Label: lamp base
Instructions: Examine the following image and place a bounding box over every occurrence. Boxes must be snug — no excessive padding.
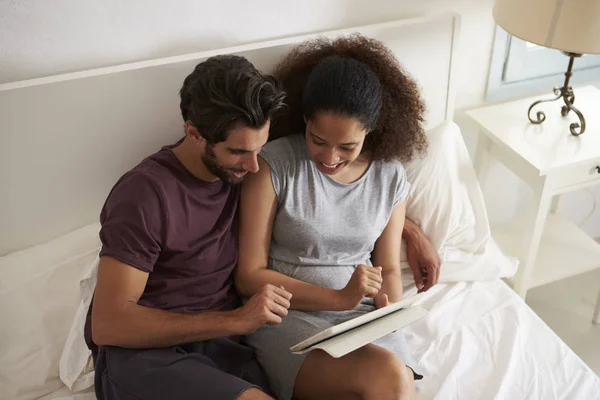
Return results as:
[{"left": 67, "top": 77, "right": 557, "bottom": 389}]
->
[{"left": 527, "top": 53, "right": 586, "bottom": 136}]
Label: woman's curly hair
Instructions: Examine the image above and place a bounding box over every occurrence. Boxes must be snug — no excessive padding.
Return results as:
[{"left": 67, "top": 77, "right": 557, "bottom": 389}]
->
[{"left": 270, "top": 34, "right": 427, "bottom": 162}]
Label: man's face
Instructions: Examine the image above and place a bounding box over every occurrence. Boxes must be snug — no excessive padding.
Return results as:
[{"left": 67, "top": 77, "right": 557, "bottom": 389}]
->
[{"left": 202, "top": 121, "right": 270, "bottom": 184}]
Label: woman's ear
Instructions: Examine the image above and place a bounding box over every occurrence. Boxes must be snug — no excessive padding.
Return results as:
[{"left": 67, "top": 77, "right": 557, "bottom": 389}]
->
[{"left": 303, "top": 115, "right": 308, "bottom": 124}]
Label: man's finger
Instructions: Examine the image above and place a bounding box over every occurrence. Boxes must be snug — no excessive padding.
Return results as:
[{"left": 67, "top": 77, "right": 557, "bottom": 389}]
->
[
  {"left": 412, "top": 263, "right": 424, "bottom": 292},
  {"left": 270, "top": 285, "right": 293, "bottom": 300},
  {"left": 266, "top": 313, "right": 283, "bottom": 326},
  {"left": 423, "top": 265, "right": 435, "bottom": 292},
  {"left": 432, "top": 263, "right": 440, "bottom": 287},
  {"left": 271, "top": 293, "right": 291, "bottom": 310},
  {"left": 408, "top": 253, "right": 424, "bottom": 289},
  {"left": 269, "top": 300, "right": 289, "bottom": 318}
]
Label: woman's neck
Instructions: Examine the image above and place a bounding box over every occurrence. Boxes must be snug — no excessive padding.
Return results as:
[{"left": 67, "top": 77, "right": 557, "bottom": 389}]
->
[{"left": 329, "top": 154, "right": 372, "bottom": 184}]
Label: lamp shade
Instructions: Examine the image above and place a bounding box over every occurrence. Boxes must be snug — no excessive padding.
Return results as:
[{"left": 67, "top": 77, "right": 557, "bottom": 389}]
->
[{"left": 493, "top": 0, "right": 600, "bottom": 54}]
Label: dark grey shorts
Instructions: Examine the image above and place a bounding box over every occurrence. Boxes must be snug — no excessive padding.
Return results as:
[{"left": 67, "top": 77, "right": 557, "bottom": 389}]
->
[{"left": 95, "top": 338, "right": 272, "bottom": 400}]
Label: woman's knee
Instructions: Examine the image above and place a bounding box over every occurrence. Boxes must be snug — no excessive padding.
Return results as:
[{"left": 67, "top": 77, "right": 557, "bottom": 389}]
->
[{"left": 355, "top": 346, "right": 415, "bottom": 400}]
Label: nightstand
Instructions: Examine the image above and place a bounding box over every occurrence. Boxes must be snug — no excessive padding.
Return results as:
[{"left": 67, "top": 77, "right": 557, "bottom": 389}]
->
[{"left": 466, "top": 85, "right": 600, "bottom": 306}]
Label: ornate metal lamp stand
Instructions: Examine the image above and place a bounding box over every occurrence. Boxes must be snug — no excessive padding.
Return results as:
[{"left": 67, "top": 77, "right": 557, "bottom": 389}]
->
[{"left": 527, "top": 52, "right": 586, "bottom": 136}]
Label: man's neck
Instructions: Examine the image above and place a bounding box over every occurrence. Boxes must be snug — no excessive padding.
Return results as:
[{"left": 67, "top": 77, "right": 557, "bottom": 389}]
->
[{"left": 171, "top": 138, "right": 220, "bottom": 182}]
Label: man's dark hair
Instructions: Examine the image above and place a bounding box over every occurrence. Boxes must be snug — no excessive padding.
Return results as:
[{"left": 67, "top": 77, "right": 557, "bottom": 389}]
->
[{"left": 179, "top": 55, "right": 287, "bottom": 144}]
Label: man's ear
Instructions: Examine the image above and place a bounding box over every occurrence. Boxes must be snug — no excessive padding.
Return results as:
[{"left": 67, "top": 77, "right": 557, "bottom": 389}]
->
[{"left": 185, "top": 121, "right": 203, "bottom": 142}]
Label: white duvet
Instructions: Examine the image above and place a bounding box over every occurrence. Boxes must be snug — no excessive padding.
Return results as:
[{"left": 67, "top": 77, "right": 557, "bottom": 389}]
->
[{"left": 406, "top": 280, "right": 600, "bottom": 400}]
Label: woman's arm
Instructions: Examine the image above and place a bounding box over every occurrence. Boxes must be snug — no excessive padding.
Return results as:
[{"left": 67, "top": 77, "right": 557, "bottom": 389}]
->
[
  {"left": 371, "top": 202, "right": 407, "bottom": 307},
  {"left": 235, "top": 157, "right": 349, "bottom": 311}
]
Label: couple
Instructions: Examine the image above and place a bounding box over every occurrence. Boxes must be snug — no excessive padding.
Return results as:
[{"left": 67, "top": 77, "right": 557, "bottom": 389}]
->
[{"left": 86, "top": 35, "right": 441, "bottom": 400}]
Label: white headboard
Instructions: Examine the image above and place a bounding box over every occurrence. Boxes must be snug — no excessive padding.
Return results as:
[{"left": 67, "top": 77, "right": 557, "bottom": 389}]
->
[{"left": 0, "top": 13, "right": 460, "bottom": 255}]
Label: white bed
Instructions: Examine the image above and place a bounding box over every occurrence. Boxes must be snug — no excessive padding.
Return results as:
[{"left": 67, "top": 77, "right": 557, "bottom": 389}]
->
[
  {"left": 33, "top": 280, "right": 600, "bottom": 400},
  {"left": 1, "top": 12, "right": 599, "bottom": 400}
]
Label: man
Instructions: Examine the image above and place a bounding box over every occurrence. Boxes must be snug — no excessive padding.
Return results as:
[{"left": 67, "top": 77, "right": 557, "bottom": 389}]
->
[{"left": 86, "top": 55, "right": 289, "bottom": 400}]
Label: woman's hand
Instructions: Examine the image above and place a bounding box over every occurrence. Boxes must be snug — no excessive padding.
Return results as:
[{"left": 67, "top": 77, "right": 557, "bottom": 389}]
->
[
  {"left": 374, "top": 293, "right": 389, "bottom": 309},
  {"left": 336, "top": 265, "right": 382, "bottom": 310}
]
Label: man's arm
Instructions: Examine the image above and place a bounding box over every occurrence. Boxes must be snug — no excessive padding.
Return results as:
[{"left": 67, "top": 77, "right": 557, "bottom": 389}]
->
[
  {"left": 402, "top": 217, "right": 442, "bottom": 292},
  {"left": 402, "top": 217, "right": 422, "bottom": 244},
  {"left": 92, "top": 256, "right": 291, "bottom": 349}
]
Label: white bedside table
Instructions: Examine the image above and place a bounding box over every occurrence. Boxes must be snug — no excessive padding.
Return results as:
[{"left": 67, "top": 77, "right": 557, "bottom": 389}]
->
[{"left": 466, "top": 85, "right": 600, "bottom": 304}]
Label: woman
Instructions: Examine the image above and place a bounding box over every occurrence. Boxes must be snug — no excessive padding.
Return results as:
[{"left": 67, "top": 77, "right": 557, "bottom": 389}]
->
[{"left": 235, "top": 35, "right": 429, "bottom": 400}]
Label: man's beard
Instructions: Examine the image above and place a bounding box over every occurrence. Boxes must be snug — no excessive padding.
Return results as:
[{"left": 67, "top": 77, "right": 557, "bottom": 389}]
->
[{"left": 201, "top": 144, "right": 246, "bottom": 185}]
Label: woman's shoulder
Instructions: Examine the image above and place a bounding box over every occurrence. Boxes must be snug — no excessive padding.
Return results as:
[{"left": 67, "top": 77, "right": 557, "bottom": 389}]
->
[
  {"left": 370, "top": 158, "right": 407, "bottom": 179},
  {"left": 261, "top": 134, "right": 306, "bottom": 162},
  {"left": 369, "top": 159, "right": 411, "bottom": 205},
  {"left": 263, "top": 134, "right": 304, "bottom": 151}
]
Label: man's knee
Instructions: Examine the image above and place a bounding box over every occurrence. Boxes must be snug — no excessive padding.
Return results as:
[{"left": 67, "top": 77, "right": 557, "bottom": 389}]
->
[
  {"left": 355, "top": 347, "right": 415, "bottom": 400},
  {"left": 237, "top": 387, "right": 273, "bottom": 400}
]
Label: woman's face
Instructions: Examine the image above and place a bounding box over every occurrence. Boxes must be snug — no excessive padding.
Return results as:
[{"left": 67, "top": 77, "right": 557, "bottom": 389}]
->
[{"left": 304, "top": 112, "right": 368, "bottom": 176}]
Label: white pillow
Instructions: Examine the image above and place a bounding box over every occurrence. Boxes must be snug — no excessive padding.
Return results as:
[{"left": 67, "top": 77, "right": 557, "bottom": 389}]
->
[
  {"left": 401, "top": 120, "right": 517, "bottom": 282},
  {"left": 0, "top": 223, "right": 100, "bottom": 400},
  {"left": 59, "top": 255, "right": 99, "bottom": 392}
]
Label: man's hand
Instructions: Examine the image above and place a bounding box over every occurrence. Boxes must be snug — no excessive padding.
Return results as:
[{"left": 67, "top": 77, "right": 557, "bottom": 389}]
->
[
  {"left": 232, "top": 284, "right": 292, "bottom": 334},
  {"left": 406, "top": 233, "right": 442, "bottom": 293},
  {"left": 337, "top": 265, "right": 382, "bottom": 310}
]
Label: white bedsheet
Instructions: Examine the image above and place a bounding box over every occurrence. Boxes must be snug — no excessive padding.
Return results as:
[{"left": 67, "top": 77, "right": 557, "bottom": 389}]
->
[
  {"left": 406, "top": 280, "right": 600, "bottom": 400},
  {"left": 48, "top": 279, "right": 600, "bottom": 400}
]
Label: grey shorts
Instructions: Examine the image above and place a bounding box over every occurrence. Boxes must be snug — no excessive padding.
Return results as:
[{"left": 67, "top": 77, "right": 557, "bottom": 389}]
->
[{"left": 95, "top": 338, "right": 272, "bottom": 400}]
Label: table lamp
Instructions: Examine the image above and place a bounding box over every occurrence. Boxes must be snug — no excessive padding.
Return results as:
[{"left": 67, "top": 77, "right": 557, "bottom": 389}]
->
[{"left": 493, "top": 0, "right": 600, "bottom": 135}]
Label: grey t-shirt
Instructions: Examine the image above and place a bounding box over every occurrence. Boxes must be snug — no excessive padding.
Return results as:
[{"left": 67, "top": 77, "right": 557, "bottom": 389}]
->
[{"left": 260, "top": 134, "right": 410, "bottom": 273}]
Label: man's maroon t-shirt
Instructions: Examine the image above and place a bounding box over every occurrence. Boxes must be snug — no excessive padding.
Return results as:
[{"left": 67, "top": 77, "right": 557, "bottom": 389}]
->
[{"left": 84, "top": 143, "right": 241, "bottom": 353}]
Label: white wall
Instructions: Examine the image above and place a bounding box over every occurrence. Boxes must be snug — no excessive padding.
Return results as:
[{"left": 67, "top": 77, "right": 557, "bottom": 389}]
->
[
  {"left": 0, "top": 0, "right": 494, "bottom": 102},
  {"left": 2, "top": 0, "right": 599, "bottom": 238}
]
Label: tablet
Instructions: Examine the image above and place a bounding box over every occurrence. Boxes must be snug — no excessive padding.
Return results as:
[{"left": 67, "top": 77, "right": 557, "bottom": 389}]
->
[{"left": 290, "top": 294, "right": 425, "bottom": 353}]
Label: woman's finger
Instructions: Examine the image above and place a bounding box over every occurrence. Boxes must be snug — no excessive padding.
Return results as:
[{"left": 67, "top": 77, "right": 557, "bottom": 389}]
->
[
  {"left": 375, "top": 294, "right": 389, "bottom": 309},
  {"left": 366, "top": 269, "right": 383, "bottom": 283}
]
